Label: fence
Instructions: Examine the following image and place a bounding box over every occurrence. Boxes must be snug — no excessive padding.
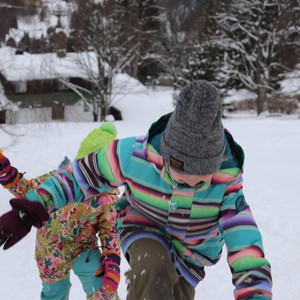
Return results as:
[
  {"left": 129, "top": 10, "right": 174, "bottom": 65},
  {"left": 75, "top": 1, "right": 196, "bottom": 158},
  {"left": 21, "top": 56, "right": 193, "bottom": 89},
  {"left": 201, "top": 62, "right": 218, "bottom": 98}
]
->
[{"left": 1, "top": 104, "right": 94, "bottom": 124}]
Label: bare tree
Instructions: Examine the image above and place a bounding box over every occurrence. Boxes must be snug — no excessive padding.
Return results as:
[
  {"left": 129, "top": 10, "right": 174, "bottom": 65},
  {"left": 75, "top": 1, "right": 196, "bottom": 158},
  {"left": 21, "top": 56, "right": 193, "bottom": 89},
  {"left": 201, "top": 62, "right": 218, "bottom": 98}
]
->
[{"left": 69, "top": 0, "right": 138, "bottom": 121}]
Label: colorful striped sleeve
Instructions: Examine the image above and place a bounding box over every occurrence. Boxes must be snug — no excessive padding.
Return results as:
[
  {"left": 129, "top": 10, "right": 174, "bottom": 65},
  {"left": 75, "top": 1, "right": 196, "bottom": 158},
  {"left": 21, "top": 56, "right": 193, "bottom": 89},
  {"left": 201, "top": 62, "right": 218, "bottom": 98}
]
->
[
  {"left": 25, "top": 169, "right": 86, "bottom": 212},
  {"left": 218, "top": 183, "right": 272, "bottom": 299},
  {"left": 71, "top": 140, "right": 127, "bottom": 196},
  {"left": 8, "top": 171, "right": 57, "bottom": 198},
  {"left": 25, "top": 140, "right": 125, "bottom": 212}
]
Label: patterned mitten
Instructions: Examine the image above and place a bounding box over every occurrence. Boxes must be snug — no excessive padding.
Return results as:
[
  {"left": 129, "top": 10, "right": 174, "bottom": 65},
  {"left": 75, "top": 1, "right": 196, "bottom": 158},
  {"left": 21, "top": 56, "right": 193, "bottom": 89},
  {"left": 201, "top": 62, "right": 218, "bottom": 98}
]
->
[
  {"left": 95, "top": 250, "right": 121, "bottom": 293},
  {"left": 0, "top": 151, "right": 21, "bottom": 188}
]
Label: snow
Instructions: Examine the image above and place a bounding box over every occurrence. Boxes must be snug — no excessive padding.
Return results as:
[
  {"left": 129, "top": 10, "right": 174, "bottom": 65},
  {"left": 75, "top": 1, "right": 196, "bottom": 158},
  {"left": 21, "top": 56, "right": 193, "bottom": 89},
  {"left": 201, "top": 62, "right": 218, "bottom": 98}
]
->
[
  {"left": 1, "top": 43, "right": 300, "bottom": 102},
  {"left": 16, "top": 15, "right": 49, "bottom": 40},
  {"left": 5, "top": 1, "right": 77, "bottom": 42},
  {"left": 0, "top": 83, "right": 299, "bottom": 299},
  {"left": 0, "top": 47, "right": 142, "bottom": 85},
  {"left": 0, "top": 47, "right": 100, "bottom": 81},
  {"left": 0, "top": 82, "right": 9, "bottom": 107},
  {"left": 223, "top": 88, "right": 256, "bottom": 104},
  {"left": 280, "top": 64, "right": 300, "bottom": 95},
  {"left": 0, "top": 81, "right": 17, "bottom": 110}
]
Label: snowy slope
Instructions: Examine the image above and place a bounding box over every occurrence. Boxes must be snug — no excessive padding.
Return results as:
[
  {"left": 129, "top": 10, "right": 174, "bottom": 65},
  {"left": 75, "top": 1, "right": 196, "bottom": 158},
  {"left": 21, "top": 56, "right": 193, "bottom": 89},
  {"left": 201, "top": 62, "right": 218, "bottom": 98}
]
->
[{"left": 0, "top": 86, "right": 300, "bottom": 299}]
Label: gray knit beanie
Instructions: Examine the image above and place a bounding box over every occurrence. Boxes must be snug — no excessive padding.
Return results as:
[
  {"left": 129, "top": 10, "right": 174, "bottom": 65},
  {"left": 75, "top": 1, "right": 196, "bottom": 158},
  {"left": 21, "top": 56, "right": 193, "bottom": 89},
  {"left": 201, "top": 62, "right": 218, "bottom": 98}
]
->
[{"left": 160, "top": 80, "right": 225, "bottom": 175}]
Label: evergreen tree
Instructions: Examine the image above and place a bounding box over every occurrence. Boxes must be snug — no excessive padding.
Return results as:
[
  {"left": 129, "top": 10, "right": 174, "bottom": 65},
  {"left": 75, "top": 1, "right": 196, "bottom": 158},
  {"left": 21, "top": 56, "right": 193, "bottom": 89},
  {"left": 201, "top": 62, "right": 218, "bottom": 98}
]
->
[{"left": 183, "top": 1, "right": 234, "bottom": 97}]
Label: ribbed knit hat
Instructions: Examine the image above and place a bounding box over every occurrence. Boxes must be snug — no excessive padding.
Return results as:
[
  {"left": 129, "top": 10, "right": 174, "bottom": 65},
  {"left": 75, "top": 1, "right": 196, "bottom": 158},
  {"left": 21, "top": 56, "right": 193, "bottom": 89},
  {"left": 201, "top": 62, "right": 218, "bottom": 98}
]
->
[{"left": 160, "top": 80, "right": 225, "bottom": 175}]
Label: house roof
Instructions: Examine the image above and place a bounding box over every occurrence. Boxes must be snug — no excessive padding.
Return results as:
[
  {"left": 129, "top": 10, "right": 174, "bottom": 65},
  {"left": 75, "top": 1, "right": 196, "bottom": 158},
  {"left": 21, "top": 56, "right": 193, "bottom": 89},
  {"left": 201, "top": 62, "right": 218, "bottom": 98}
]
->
[{"left": 0, "top": 46, "right": 100, "bottom": 81}]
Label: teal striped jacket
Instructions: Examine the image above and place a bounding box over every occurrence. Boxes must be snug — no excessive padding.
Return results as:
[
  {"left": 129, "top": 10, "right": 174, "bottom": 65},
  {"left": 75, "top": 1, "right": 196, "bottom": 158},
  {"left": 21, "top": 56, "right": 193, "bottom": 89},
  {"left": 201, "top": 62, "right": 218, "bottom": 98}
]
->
[{"left": 26, "top": 115, "right": 272, "bottom": 299}]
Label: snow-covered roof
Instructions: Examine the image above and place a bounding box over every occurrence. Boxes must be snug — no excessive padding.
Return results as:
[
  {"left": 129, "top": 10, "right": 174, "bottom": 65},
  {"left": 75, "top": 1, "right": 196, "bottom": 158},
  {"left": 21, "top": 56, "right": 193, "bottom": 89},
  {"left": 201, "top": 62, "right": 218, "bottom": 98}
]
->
[
  {"left": 0, "top": 46, "right": 101, "bottom": 81},
  {"left": 5, "top": 0, "right": 77, "bottom": 42},
  {"left": 0, "top": 46, "right": 148, "bottom": 96}
]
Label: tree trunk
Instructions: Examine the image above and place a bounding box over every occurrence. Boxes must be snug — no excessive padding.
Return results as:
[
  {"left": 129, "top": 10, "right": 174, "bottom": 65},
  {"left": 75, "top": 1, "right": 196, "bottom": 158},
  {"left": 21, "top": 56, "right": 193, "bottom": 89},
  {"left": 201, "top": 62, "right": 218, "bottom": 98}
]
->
[
  {"left": 256, "top": 86, "right": 267, "bottom": 115},
  {"left": 100, "top": 106, "right": 106, "bottom": 121},
  {"left": 93, "top": 111, "right": 97, "bottom": 122},
  {"left": 255, "top": 43, "right": 266, "bottom": 115},
  {"left": 127, "top": 54, "right": 140, "bottom": 79}
]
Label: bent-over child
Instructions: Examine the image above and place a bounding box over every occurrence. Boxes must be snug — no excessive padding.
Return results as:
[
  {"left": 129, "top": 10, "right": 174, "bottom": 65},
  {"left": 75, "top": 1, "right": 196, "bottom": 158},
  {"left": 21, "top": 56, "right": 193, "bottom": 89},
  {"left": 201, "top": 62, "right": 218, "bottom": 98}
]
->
[{"left": 0, "top": 123, "right": 121, "bottom": 300}]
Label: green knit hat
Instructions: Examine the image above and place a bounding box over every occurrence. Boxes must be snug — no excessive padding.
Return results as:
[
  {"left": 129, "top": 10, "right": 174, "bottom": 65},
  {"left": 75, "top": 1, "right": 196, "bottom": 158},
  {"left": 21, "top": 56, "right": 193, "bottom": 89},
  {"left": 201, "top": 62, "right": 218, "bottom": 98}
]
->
[{"left": 75, "top": 122, "right": 117, "bottom": 159}]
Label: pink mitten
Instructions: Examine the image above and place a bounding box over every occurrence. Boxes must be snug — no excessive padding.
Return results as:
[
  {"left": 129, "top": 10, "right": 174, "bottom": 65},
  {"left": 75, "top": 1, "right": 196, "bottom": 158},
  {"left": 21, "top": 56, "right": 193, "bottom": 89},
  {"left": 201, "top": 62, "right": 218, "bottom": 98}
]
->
[
  {"left": 0, "top": 151, "right": 21, "bottom": 188},
  {"left": 95, "top": 250, "right": 121, "bottom": 293}
]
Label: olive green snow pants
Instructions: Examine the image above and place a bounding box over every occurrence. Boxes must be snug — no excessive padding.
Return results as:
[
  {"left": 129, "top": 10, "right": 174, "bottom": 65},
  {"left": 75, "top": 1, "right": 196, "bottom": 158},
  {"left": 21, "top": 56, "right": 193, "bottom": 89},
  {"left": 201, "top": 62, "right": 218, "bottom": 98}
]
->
[{"left": 125, "top": 238, "right": 195, "bottom": 300}]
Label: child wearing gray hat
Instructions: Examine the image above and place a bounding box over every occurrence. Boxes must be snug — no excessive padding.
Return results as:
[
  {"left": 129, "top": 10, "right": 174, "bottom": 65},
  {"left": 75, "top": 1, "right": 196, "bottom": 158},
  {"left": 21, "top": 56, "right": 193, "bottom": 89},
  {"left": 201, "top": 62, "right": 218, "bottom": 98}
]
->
[
  {"left": 0, "top": 80, "right": 272, "bottom": 300},
  {"left": 161, "top": 80, "right": 225, "bottom": 175}
]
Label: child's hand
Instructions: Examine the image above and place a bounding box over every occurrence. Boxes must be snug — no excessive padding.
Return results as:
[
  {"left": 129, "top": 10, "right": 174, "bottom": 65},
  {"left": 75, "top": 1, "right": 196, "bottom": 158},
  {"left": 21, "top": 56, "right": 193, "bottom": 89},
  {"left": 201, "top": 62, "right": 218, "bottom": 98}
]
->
[
  {"left": 0, "top": 151, "right": 21, "bottom": 188},
  {"left": 95, "top": 250, "right": 121, "bottom": 293},
  {"left": 0, "top": 198, "right": 49, "bottom": 249}
]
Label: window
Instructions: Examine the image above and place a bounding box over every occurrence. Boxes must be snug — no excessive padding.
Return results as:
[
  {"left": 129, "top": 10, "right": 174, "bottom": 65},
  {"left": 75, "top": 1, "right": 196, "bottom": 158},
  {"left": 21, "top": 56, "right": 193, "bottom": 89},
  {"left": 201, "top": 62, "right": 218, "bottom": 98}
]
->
[{"left": 14, "top": 81, "right": 27, "bottom": 93}]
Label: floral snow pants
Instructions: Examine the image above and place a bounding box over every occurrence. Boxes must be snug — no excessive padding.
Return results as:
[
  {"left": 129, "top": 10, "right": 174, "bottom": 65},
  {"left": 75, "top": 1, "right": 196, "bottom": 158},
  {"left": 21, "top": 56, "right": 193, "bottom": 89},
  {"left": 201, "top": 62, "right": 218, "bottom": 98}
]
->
[{"left": 35, "top": 203, "right": 120, "bottom": 300}]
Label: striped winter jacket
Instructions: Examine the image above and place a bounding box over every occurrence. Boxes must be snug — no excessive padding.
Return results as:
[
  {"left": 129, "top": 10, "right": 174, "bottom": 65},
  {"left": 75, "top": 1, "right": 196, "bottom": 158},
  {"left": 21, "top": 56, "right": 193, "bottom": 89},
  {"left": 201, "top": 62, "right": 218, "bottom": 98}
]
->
[{"left": 26, "top": 115, "right": 272, "bottom": 299}]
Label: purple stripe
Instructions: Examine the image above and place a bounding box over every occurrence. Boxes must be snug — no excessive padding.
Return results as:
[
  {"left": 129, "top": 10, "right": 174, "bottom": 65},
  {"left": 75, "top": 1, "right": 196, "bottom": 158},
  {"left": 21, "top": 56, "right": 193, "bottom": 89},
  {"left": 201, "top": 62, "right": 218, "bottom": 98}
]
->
[
  {"left": 131, "top": 201, "right": 167, "bottom": 227},
  {"left": 133, "top": 149, "right": 147, "bottom": 160},
  {"left": 78, "top": 159, "right": 97, "bottom": 187},
  {"left": 222, "top": 216, "right": 257, "bottom": 230},
  {"left": 59, "top": 173, "right": 75, "bottom": 202},
  {"left": 88, "top": 154, "right": 102, "bottom": 184},
  {"left": 1, "top": 160, "right": 10, "bottom": 169},
  {"left": 136, "top": 136, "right": 146, "bottom": 143},
  {"left": 89, "top": 153, "right": 105, "bottom": 183},
  {"left": 192, "top": 202, "right": 221, "bottom": 208},
  {"left": 169, "top": 211, "right": 190, "bottom": 219}
]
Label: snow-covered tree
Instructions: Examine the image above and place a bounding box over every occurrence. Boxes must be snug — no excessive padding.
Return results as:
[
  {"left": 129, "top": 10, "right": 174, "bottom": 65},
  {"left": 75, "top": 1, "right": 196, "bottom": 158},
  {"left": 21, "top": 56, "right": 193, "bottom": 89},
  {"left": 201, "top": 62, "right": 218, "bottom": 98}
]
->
[
  {"left": 157, "top": 0, "right": 201, "bottom": 92},
  {"left": 281, "top": 0, "right": 300, "bottom": 66},
  {"left": 115, "top": 0, "right": 162, "bottom": 84},
  {"left": 182, "top": 1, "right": 233, "bottom": 97},
  {"left": 209, "top": 0, "right": 296, "bottom": 114},
  {"left": 69, "top": 0, "right": 138, "bottom": 121}
]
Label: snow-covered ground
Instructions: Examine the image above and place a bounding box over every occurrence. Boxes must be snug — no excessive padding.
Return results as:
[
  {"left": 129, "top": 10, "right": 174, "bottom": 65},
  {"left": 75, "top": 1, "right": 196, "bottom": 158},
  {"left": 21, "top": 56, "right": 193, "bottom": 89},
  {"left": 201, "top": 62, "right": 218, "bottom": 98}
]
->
[{"left": 0, "top": 85, "right": 300, "bottom": 299}]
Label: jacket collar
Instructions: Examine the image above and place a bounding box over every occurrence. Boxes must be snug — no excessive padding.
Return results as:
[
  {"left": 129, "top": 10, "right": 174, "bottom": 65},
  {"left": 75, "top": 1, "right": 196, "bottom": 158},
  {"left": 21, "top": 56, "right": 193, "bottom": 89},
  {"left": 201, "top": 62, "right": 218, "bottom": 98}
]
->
[{"left": 143, "top": 113, "right": 171, "bottom": 172}]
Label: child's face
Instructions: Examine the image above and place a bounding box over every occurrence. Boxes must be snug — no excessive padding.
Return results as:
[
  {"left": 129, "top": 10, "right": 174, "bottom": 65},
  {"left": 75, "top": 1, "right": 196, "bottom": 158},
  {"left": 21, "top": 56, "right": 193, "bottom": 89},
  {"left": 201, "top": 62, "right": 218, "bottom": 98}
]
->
[{"left": 168, "top": 167, "right": 214, "bottom": 188}]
